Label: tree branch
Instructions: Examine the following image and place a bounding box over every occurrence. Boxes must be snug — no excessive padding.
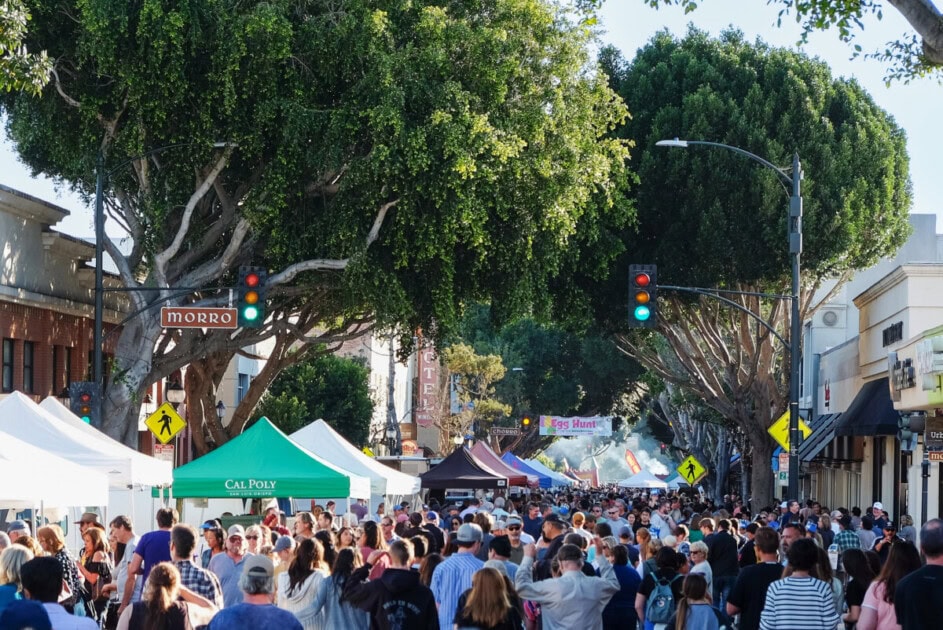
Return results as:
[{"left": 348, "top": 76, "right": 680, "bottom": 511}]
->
[{"left": 888, "top": 0, "right": 943, "bottom": 64}]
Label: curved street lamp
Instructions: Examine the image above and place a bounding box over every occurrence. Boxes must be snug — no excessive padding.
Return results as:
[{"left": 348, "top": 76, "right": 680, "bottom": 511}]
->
[{"left": 655, "top": 138, "right": 803, "bottom": 502}]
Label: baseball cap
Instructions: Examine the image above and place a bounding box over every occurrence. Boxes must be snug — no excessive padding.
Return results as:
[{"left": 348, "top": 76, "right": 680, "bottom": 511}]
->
[
  {"left": 274, "top": 535, "right": 295, "bottom": 553},
  {"left": 807, "top": 522, "right": 818, "bottom": 533},
  {"left": 779, "top": 501, "right": 788, "bottom": 509},
  {"left": 884, "top": 521, "right": 897, "bottom": 530},
  {"left": 873, "top": 501, "right": 884, "bottom": 511},
  {"left": 426, "top": 511, "right": 439, "bottom": 521},
  {"left": 7, "top": 519, "right": 30, "bottom": 535},
  {"left": 396, "top": 513, "right": 409, "bottom": 524},
  {"left": 0, "top": 599, "right": 52, "bottom": 630},
  {"left": 227, "top": 524, "right": 246, "bottom": 538},
  {"left": 243, "top": 554, "right": 274, "bottom": 578},
  {"left": 543, "top": 513, "right": 565, "bottom": 525},
  {"left": 200, "top": 520, "right": 219, "bottom": 530},
  {"left": 456, "top": 523, "right": 483, "bottom": 543},
  {"left": 506, "top": 515, "right": 523, "bottom": 527},
  {"left": 618, "top": 525, "right": 632, "bottom": 538}
]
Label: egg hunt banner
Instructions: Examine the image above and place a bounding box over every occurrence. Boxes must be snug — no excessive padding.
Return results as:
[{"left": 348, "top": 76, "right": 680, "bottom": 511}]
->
[{"left": 538, "top": 415, "right": 613, "bottom": 437}]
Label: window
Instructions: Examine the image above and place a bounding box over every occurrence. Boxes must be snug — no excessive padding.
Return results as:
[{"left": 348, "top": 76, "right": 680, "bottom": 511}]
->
[
  {"left": 52, "top": 345, "right": 59, "bottom": 395},
  {"left": 237, "top": 373, "right": 250, "bottom": 404},
  {"left": 23, "top": 341, "right": 34, "bottom": 393},
  {"left": 2, "top": 339, "right": 12, "bottom": 392},
  {"left": 64, "top": 347, "right": 72, "bottom": 390}
]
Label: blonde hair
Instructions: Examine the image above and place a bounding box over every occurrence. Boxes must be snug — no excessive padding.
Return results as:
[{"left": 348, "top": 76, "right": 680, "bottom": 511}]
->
[
  {"left": 635, "top": 527, "right": 652, "bottom": 561},
  {"left": 463, "top": 568, "right": 512, "bottom": 627},
  {"left": 36, "top": 525, "right": 65, "bottom": 553},
  {"left": 0, "top": 545, "right": 34, "bottom": 588},
  {"left": 689, "top": 541, "right": 709, "bottom": 559}
]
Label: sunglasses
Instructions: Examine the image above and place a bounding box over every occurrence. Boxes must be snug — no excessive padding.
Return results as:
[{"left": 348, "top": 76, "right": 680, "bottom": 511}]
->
[
  {"left": 229, "top": 536, "right": 243, "bottom": 542},
  {"left": 245, "top": 535, "right": 259, "bottom": 540},
  {"left": 507, "top": 525, "right": 521, "bottom": 531}
]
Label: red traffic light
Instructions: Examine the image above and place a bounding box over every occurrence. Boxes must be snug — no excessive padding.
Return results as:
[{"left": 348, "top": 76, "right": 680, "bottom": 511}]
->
[
  {"left": 634, "top": 273, "right": 651, "bottom": 288},
  {"left": 79, "top": 392, "right": 92, "bottom": 403},
  {"left": 245, "top": 272, "right": 261, "bottom": 288}
]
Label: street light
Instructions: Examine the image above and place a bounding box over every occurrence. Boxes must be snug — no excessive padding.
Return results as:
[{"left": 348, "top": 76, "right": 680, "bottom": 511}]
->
[
  {"left": 165, "top": 380, "right": 186, "bottom": 405},
  {"left": 656, "top": 138, "right": 803, "bottom": 502},
  {"left": 386, "top": 426, "right": 398, "bottom": 456},
  {"left": 215, "top": 401, "right": 226, "bottom": 422},
  {"left": 93, "top": 142, "right": 234, "bottom": 427}
]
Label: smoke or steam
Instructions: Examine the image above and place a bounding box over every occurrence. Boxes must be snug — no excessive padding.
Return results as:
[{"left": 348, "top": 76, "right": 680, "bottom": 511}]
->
[{"left": 541, "top": 430, "right": 673, "bottom": 484}]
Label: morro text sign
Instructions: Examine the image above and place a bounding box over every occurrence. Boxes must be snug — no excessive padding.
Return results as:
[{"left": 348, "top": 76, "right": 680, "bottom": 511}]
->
[{"left": 161, "top": 307, "right": 238, "bottom": 329}]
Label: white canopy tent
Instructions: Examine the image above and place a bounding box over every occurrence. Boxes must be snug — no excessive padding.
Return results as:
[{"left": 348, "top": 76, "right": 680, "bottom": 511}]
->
[
  {"left": 0, "top": 392, "right": 172, "bottom": 488},
  {"left": 617, "top": 470, "right": 668, "bottom": 489},
  {"left": 0, "top": 431, "right": 109, "bottom": 508},
  {"left": 290, "top": 419, "right": 421, "bottom": 507}
]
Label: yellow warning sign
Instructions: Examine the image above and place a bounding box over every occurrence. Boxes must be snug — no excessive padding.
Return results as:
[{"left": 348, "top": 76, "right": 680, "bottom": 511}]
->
[
  {"left": 145, "top": 402, "right": 187, "bottom": 444},
  {"left": 677, "top": 455, "right": 707, "bottom": 485},
  {"left": 767, "top": 411, "right": 812, "bottom": 452}
]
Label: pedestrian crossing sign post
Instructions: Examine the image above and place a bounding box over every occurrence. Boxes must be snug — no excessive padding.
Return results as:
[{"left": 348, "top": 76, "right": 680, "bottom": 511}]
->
[
  {"left": 145, "top": 402, "right": 187, "bottom": 444},
  {"left": 767, "top": 410, "right": 812, "bottom": 452},
  {"left": 677, "top": 455, "right": 707, "bottom": 485}
]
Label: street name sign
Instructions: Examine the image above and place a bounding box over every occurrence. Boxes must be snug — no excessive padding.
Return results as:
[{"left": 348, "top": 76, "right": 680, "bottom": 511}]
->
[
  {"left": 677, "top": 455, "right": 707, "bottom": 485},
  {"left": 767, "top": 411, "right": 812, "bottom": 452},
  {"left": 145, "top": 402, "right": 187, "bottom": 444},
  {"left": 490, "top": 426, "right": 522, "bottom": 437},
  {"left": 161, "top": 307, "right": 238, "bottom": 329}
]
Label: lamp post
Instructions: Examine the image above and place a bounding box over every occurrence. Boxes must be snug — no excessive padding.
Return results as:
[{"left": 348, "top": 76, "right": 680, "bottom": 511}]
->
[
  {"left": 215, "top": 401, "right": 226, "bottom": 423},
  {"left": 655, "top": 138, "right": 803, "bottom": 502},
  {"left": 93, "top": 142, "right": 233, "bottom": 428},
  {"left": 165, "top": 380, "right": 186, "bottom": 406}
]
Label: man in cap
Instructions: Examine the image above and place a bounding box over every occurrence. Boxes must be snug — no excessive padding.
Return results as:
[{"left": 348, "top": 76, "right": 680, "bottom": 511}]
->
[
  {"left": 345, "top": 539, "right": 438, "bottom": 629},
  {"left": 273, "top": 536, "right": 294, "bottom": 579},
  {"left": 870, "top": 520, "right": 904, "bottom": 564},
  {"left": 487, "top": 535, "right": 519, "bottom": 580},
  {"left": 207, "top": 555, "right": 302, "bottom": 630},
  {"left": 871, "top": 501, "right": 888, "bottom": 531},
  {"left": 430, "top": 523, "right": 484, "bottom": 630},
  {"left": 505, "top": 515, "right": 527, "bottom": 565},
  {"left": 423, "top": 511, "right": 445, "bottom": 553},
  {"left": 535, "top": 513, "right": 569, "bottom": 580},
  {"left": 171, "top": 524, "right": 223, "bottom": 609},
  {"left": 123, "top": 507, "right": 177, "bottom": 615},
  {"left": 515, "top": 539, "right": 619, "bottom": 630},
  {"left": 6, "top": 519, "right": 30, "bottom": 544},
  {"left": 209, "top": 524, "right": 252, "bottom": 608},
  {"left": 75, "top": 511, "right": 103, "bottom": 535}
]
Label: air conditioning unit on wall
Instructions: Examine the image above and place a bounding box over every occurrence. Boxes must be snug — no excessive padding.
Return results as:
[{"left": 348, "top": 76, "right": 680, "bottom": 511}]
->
[{"left": 817, "top": 308, "right": 843, "bottom": 328}]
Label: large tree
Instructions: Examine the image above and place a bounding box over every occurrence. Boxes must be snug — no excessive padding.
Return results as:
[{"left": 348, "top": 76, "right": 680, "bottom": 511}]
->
[
  {"left": 594, "top": 29, "right": 911, "bottom": 509},
  {"left": 0, "top": 0, "right": 49, "bottom": 93},
  {"left": 1, "top": 0, "right": 632, "bottom": 444},
  {"left": 643, "top": 0, "right": 943, "bottom": 80}
]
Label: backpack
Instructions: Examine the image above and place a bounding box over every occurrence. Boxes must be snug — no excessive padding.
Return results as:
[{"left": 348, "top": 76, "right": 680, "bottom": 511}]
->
[{"left": 645, "top": 573, "right": 681, "bottom": 624}]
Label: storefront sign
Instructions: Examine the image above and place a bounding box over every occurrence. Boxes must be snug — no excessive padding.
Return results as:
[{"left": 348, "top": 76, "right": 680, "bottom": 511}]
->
[
  {"left": 925, "top": 417, "right": 943, "bottom": 461},
  {"left": 416, "top": 345, "right": 440, "bottom": 427}
]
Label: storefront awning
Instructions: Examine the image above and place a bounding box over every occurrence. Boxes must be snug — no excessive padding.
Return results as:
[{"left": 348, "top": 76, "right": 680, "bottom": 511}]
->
[
  {"left": 834, "top": 377, "right": 900, "bottom": 437},
  {"left": 799, "top": 413, "right": 842, "bottom": 461}
]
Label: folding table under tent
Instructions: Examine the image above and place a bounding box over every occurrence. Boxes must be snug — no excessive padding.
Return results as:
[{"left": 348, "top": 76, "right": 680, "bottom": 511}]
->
[
  {"left": 470, "top": 442, "right": 537, "bottom": 488},
  {"left": 165, "top": 418, "right": 370, "bottom": 499},
  {"left": 419, "top": 447, "right": 509, "bottom": 490},
  {"left": 500, "top": 451, "right": 553, "bottom": 489},
  {"left": 290, "top": 419, "right": 421, "bottom": 504}
]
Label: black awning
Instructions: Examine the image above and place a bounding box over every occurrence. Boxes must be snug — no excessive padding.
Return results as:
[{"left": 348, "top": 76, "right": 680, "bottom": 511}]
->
[
  {"left": 834, "top": 377, "right": 900, "bottom": 437},
  {"left": 799, "top": 413, "right": 841, "bottom": 462}
]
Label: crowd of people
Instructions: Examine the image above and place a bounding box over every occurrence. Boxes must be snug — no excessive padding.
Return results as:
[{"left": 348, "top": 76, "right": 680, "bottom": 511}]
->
[{"left": 0, "top": 491, "right": 942, "bottom": 629}]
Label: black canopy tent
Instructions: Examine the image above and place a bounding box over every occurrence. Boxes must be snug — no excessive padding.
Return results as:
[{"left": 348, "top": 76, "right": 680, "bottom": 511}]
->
[{"left": 420, "top": 447, "right": 509, "bottom": 490}]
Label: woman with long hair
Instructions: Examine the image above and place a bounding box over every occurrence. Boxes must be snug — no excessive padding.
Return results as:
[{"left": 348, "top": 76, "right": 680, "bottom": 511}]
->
[
  {"left": 36, "top": 525, "right": 84, "bottom": 615},
  {"left": 453, "top": 567, "right": 523, "bottom": 629},
  {"left": 201, "top": 526, "right": 225, "bottom": 569},
  {"left": 666, "top": 573, "right": 722, "bottom": 630},
  {"left": 277, "top": 538, "right": 330, "bottom": 629},
  {"left": 115, "top": 562, "right": 217, "bottom": 630},
  {"left": 419, "top": 553, "right": 443, "bottom": 587},
  {"left": 335, "top": 527, "right": 356, "bottom": 550},
  {"left": 841, "top": 548, "right": 877, "bottom": 627},
  {"left": 358, "top": 521, "right": 389, "bottom": 580},
  {"left": 857, "top": 541, "right": 921, "bottom": 630},
  {"left": 0, "top": 545, "right": 34, "bottom": 617},
  {"left": 76, "top": 526, "right": 112, "bottom": 621},
  {"left": 634, "top": 527, "right": 652, "bottom": 578},
  {"left": 313, "top": 531, "right": 336, "bottom": 570},
  {"left": 299, "top": 547, "right": 368, "bottom": 628}
]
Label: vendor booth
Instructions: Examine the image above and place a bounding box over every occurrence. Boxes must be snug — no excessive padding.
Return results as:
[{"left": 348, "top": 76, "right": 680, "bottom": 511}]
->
[
  {"left": 500, "top": 452, "right": 553, "bottom": 488},
  {"left": 419, "top": 447, "right": 508, "bottom": 490},
  {"left": 617, "top": 470, "right": 668, "bottom": 489},
  {"left": 470, "top": 442, "right": 536, "bottom": 488}
]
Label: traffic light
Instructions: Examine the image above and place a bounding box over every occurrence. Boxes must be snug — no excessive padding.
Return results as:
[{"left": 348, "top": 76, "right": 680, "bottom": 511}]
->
[
  {"left": 659, "top": 443, "right": 667, "bottom": 455},
  {"left": 69, "top": 381, "right": 100, "bottom": 425},
  {"left": 238, "top": 266, "right": 268, "bottom": 328},
  {"left": 521, "top": 415, "right": 532, "bottom": 430},
  {"left": 629, "top": 264, "right": 658, "bottom": 328}
]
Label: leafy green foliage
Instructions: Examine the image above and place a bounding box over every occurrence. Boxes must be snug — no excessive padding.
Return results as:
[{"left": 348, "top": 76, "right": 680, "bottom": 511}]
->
[
  {"left": 592, "top": 28, "right": 911, "bottom": 328},
  {"left": 0, "top": 0, "right": 49, "bottom": 93},
  {"left": 254, "top": 353, "right": 373, "bottom": 447}
]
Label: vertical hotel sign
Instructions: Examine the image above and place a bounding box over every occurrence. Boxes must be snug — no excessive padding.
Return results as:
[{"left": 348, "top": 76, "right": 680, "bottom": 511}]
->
[{"left": 416, "top": 344, "right": 439, "bottom": 427}]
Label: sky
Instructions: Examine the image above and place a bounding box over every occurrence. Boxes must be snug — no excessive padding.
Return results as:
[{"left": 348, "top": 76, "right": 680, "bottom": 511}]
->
[{"left": 1, "top": 0, "right": 939, "bottom": 238}]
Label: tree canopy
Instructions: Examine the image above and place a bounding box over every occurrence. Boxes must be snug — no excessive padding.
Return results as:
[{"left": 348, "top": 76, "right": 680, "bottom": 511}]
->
[
  {"left": 0, "top": 0, "right": 49, "bottom": 93},
  {"left": 0, "top": 0, "right": 632, "bottom": 443},
  {"left": 642, "top": 0, "right": 943, "bottom": 81},
  {"left": 255, "top": 353, "right": 373, "bottom": 447},
  {"left": 595, "top": 28, "right": 911, "bottom": 507}
]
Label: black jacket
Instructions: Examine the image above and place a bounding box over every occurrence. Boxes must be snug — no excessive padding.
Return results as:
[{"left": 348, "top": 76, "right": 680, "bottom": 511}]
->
[{"left": 344, "top": 565, "right": 438, "bottom": 630}]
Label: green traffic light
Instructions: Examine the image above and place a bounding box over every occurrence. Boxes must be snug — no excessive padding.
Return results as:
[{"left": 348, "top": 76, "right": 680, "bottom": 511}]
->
[
  {"left": 81, "top": 415, "right": 91, "bottom": 424},
  {"left": 634, "top": 305, "right": 651, "bottom": 321},
  {"left": 243, "top": 305, "right": 259, "bottom": 321}
]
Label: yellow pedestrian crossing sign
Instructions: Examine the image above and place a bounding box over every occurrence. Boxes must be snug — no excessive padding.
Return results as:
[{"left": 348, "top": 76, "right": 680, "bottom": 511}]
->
[
  {"left": 767, "top": 411, "right": 812, "bottom": 452},
  {"left": 145, "top": 402, "right": 187, "bottom": 444},
  {"left": 677, "top": 455, "right": 707, "bottom": 485}
]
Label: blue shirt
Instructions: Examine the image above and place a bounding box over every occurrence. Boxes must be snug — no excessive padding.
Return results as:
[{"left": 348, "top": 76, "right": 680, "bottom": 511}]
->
[
  {"left": 207, "top": 603, "right": 303, "bottom": 630},
  {"left": 430, "top": 551, "right": 484, "bottom": 630},
  {"left": 208, "top": 553, "right": 250, "bottom": 608}
]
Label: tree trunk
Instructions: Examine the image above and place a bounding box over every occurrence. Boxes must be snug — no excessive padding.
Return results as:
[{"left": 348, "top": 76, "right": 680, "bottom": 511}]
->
[{"left": 103, "top": 316, "right": 161, "bottom": 446}]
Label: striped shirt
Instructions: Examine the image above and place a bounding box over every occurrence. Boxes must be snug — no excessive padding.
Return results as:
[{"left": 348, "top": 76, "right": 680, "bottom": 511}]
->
[
  {"left": 833, "top": 529, "right": 860, "bottom": 552},
  {"left": 430, "top": 550, "right": 484, "bottom": 630},
  {"left": 759, "top": 576, "right": 840, "bottom": 630}
]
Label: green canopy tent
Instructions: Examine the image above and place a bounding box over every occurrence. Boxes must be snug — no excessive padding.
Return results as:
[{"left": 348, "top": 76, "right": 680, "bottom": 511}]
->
[{"left": 161, "top": 418, "right": 370, "bottom": 499}]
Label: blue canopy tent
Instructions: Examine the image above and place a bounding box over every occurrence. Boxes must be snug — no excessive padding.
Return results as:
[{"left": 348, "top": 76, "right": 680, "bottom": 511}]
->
[
  {"left": 501, "top": 452, "right": 552, "bottom": 488},
  {"left": 523, "top": 457, "right": 573, "bottom": 487}
]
